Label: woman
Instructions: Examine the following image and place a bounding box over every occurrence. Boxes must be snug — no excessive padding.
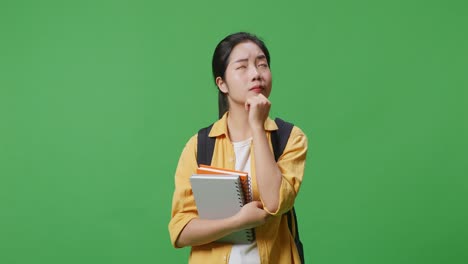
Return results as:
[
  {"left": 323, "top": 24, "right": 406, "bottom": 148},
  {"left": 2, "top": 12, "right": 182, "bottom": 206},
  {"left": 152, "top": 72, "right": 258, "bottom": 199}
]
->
[{"left": 169, "top": 32, "right": 308, "bottom": 263}]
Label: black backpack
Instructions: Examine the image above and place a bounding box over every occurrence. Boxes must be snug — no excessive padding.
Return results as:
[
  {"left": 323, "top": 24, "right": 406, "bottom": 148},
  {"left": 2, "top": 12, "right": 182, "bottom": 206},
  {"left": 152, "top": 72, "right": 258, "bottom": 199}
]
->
[{"left": 197, "top": 118, "right": 305, "bottom": 264}]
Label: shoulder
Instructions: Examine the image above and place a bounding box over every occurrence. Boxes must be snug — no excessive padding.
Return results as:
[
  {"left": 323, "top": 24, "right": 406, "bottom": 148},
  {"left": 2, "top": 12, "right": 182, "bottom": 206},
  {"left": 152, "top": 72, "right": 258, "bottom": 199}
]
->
[
  {"left": 187, "top": 133, "right": 198, "bottom": 146},
  {"left": 273, "top": 117, "right": 307, "bottom": 140},
  {"left": 291, "top": 125, "right": 307, "bottom": 140},
  {"left": 288, "top": 125, "right": 308, "bottom": 150},
  {"left": 275, "top": 120, "right": 307, "bottom": 151},
  {"left": 273, "top": 121, "right": 308, "bottom": 161},
  {"left": 183, "top": 120, "right": 216, "bottom": 154},
  {"left": 179, "top": 133, "right": 198, "bottom": 157}
]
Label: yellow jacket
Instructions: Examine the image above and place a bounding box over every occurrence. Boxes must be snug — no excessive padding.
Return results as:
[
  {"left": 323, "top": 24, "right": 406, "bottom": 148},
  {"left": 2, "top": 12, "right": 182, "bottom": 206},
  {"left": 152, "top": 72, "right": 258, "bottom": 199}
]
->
[{"left": 169, "top": 113, "right": 308, "bottom": 264}]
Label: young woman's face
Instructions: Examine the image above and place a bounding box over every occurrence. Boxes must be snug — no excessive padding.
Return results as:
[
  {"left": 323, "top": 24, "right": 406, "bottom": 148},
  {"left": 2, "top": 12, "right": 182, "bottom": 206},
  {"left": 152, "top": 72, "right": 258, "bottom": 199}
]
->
[{"left": 219, "top": 41, "right": 272, "bottom": 106}]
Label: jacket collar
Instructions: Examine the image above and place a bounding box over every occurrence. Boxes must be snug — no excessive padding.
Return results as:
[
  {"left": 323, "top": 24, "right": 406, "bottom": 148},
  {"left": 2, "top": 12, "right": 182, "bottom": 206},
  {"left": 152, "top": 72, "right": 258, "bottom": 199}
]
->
[{"left": 209, "top": 112, "right": 278, "bottom": 138}]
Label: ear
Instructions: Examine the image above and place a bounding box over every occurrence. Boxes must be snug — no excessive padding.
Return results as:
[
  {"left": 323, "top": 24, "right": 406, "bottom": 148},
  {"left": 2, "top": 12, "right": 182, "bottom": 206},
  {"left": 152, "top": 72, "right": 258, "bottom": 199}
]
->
[{"left": 216, "top": 77, "right": 229, "bottom": 94}]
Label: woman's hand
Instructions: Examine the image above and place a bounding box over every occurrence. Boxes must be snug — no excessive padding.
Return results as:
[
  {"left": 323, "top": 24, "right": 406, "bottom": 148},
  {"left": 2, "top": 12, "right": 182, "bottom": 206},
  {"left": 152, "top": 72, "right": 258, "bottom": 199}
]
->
[
  {"left": 245, "top": 94, "right": 271, "bottom": 131},
  {"left": 234, "top": 201, "right": 270, "bottom": 230}
]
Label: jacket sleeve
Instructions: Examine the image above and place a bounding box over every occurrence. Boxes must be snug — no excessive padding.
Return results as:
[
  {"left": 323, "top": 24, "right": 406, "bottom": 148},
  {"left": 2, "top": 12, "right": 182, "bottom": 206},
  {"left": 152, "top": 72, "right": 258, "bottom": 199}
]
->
[
  {"left": 168, "top": 134, "right": 199, "bottom": 247},
  {"left": 264, "top": 126, "right": 308, "bottom": 216}
]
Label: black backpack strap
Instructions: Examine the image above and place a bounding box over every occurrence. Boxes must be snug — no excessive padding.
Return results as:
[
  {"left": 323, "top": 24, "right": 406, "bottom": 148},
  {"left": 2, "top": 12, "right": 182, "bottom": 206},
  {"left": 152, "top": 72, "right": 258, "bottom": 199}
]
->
[
  {"left": 197, "top": 124, "right": 215, "bottom": 166},
  {"left": 287, "top": 207, "right": 304, "bottom": 264},
  {"left": 271, "top": 118, "right": 294, "bottom": 161},
  {"left": 273, "top": 118, "right": 304, "bottom": 264}
]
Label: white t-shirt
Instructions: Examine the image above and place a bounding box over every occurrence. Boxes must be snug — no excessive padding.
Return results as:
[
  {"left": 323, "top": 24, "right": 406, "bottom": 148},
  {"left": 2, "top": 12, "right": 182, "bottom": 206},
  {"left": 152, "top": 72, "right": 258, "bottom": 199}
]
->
[{"left": 229, "top": 137, "right": 261, "bottom": 264}]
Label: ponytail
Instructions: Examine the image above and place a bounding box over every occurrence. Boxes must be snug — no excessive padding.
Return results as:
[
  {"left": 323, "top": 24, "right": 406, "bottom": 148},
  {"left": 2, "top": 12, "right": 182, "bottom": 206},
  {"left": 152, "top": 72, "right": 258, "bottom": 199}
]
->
[{"left": 218, "top": 90, "right": 229, "bottom": 119}]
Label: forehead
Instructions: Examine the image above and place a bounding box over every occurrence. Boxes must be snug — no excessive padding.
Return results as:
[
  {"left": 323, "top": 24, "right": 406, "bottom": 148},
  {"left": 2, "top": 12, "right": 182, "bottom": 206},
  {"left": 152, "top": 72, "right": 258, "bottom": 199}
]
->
[{"left": 228, "top": 41, "right": 265, "bottom": 61}]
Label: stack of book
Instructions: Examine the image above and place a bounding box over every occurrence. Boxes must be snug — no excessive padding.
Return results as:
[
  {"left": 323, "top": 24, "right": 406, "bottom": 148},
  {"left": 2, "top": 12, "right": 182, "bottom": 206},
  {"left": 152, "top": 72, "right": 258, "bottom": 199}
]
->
[{"left": 190, "top": 165, "right": 255, "bottom": 244}]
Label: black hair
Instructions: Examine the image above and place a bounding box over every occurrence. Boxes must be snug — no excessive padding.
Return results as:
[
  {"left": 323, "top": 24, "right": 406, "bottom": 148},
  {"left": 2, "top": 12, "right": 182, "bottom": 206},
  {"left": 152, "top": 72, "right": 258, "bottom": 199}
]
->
[{"left": 212, "top": 32, "right": 271, "bottom": 119}]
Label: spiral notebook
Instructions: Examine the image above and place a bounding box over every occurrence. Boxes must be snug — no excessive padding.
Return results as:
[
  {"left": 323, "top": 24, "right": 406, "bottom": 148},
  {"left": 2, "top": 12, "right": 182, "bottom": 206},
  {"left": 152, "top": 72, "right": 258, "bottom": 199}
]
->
[
  {"left": 196, "top": 164, "right": 252, "bottom": 203},
  {"left": 190, "top": 174, "right": 255, "bottom": 244}
]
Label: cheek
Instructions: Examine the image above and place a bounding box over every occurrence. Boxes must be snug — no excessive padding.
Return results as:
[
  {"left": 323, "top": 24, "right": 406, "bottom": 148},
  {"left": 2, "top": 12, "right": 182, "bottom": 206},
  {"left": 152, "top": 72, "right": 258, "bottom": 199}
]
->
[
  {"left": 264, "top": 72, "right": 273, "bottom": 95},
  {"left": 263, "top": 71, "right": 272, "bottom": 84},
  {"left": 226, "top": 72, "right": 246, "bottom": 87}
]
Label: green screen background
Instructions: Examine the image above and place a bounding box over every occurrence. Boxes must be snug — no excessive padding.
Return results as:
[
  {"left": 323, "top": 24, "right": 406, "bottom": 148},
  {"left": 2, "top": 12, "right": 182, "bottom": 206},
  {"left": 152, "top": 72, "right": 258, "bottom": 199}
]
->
[{"left": 1, "top": 0, "right": 467, "bottom": 263}]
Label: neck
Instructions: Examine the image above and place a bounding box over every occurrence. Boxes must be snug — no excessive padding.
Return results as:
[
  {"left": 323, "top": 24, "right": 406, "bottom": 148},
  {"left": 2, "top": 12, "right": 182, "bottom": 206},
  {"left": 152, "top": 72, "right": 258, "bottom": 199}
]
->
[{"left": 227, "top": 104, "right": 251, "bottom": 142}]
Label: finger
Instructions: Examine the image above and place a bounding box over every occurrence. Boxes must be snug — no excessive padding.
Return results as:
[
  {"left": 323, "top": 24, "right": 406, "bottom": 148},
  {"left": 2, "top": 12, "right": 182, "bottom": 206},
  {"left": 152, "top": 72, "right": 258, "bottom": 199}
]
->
[
  {"left": 245, "top": 97, "right": 256, "bottom": 107},
  {"left": 258, "top": 94, "right": 271, "bottom": 104},
  {"left": 259, "top": 97, "right": 271, "bottom": 106},
  {"left": 251, "top": 96, "right": 268, "bottom": 107},
  {"left": 246, "top": 96, "right": 257, "bottom": 105}
]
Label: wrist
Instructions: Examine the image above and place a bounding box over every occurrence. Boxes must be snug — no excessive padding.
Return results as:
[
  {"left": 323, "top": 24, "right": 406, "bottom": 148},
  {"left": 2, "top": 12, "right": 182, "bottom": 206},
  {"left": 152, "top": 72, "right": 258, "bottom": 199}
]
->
[
  {"left": 228, "top": 213, "right": 244, "bottom": 232},
  {"left": 250, "top": 122, "right": 264, "bottom": 133}
]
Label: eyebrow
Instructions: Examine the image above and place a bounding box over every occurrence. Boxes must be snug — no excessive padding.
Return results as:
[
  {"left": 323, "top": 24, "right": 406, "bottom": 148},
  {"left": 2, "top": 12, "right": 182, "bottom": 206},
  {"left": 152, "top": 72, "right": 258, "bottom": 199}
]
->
[{"left": 232, "top": 55, "right": 267, "bottom": 64}]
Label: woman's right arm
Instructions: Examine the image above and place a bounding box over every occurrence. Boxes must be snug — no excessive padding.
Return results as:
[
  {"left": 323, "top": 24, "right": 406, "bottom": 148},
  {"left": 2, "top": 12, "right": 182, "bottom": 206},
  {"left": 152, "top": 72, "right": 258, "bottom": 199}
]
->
[{"left": 176, "top": 201, "right": 269, "bottom": 247}]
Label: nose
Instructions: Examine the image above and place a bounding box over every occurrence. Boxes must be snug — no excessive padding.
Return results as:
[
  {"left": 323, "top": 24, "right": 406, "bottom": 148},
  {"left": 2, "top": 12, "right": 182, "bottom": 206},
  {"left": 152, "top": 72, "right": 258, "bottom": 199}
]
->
[{"left": 250, "top": 66, "right": 261, "bottom": 81}]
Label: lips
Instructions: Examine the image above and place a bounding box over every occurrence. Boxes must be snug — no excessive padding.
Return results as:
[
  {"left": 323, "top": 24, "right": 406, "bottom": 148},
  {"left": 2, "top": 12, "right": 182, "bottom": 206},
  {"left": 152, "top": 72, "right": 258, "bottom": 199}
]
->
[{"left": 249, "top": 85, "right": 264, "bottom": 93}]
